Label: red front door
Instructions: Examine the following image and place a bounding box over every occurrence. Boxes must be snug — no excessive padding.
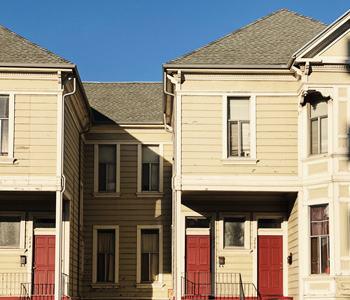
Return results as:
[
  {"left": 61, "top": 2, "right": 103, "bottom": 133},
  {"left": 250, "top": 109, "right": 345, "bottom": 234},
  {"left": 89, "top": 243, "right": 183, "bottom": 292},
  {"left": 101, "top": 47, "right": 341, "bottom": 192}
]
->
[
  {"left": 258, "top": 235, "right": 283, "bottom": 297},
  {"left": 186, "top": 235, "right": 211, "bottom": 297},
  {"left": 33, "top": 235, "right": 55, "bottom": 298}
]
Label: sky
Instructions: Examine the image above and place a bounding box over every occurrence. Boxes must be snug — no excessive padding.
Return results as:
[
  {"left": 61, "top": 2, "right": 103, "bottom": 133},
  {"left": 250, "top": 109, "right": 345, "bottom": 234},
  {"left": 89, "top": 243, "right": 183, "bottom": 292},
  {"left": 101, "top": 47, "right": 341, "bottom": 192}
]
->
[{"left": 0, "top": 1, "right": 349, "bottom": 82}]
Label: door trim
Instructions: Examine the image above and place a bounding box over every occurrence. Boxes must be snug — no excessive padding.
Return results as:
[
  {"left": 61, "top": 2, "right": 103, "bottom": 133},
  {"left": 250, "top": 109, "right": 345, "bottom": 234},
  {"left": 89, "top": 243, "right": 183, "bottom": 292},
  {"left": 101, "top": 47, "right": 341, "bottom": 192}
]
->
[{"left": 252, "top": 213, "right": 288, "bottom": 297}]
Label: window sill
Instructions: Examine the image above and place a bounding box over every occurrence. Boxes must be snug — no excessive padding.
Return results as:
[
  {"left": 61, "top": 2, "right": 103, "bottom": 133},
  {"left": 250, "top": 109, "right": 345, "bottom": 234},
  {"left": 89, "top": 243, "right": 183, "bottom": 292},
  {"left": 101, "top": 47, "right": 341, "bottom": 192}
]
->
[
  {"left": 0, "top": 157, "right": 16, "bottom": 165},
  {"left": 221, "top": 158, "right": 258, "bottom": 165},
  {"left": 93, "top": 192, "right": 121, "bottom": 198},
  {"left": 136, "top": 192, "right": 164, "bottom": 198},
  {"left": 219, "top": 248, "right": 251, "bottom": 254},
  {"left": 91, "top": 283, "right": 120, "bottom": 289},
  {"left": 0, "top": 248, "right": 26, "bottom": 254},
  {"left": 135, "top": 282, "right": 164, "bottom": 289}
]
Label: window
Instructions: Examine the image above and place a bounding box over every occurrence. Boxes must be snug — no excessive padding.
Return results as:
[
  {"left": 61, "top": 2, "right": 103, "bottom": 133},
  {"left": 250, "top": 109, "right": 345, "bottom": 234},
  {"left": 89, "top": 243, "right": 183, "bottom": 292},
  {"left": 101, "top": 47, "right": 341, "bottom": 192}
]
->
[
  {"left": 219, "top": 213, "right": 250, "bottom": 250},
  {"left": 0, "top": 213, "right": 25, "bottom": 249},
  {"left": 0, "top": 216, "right": 21, "bottom": 247},
  {"left": 223, "top": 96, "right": 256, "bottom": 163},
  {"left": 137, "top": 225, "right": 163, "bottom": 285},
  {"left": 142, "top": 145, "right": 159, "bottom": 191},
  {"left": 94, "top": 144, "right": 120, "bottom": 195},
  {"left": 310, "top": 99, "right": 328, "bottom": 155},
  {"left": 310, "top": 205, "right": 330, "bottom": 274},
  {"left": 137, "top": 144, "right": 163, "bottom": 196},
  {"left": 92, "top": 226, "right": 119, "bottom": 285},
  {"left": 0, "top": 96, "right": 9, "bottom": 156}
]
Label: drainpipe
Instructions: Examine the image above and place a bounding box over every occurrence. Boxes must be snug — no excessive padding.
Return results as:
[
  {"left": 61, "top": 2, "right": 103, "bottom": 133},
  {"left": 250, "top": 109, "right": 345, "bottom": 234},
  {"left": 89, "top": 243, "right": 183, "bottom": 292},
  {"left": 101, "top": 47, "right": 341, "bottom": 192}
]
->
[
  {"left": 77, "top": 116, "right": 91, "bottom": 299},
  {"left": 55, "top": 74, "right": 76, "bottom": 300}
]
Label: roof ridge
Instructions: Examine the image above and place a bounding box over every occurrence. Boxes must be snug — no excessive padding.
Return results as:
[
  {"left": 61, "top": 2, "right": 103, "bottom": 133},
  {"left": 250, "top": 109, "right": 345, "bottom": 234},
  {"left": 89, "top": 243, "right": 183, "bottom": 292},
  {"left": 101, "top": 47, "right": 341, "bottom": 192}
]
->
[
  {"left": 0, "top": 24, "right": 71, "bottom": 64},
  {"left": 168, "top": 9, "right": 327, "bottom": 64}
]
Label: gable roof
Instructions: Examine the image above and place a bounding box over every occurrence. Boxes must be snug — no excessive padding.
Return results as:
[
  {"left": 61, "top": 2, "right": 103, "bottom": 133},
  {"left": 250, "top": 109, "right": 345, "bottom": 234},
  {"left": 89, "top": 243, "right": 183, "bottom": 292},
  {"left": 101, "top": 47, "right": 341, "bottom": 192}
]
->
[
  {"left": 83, "top": 82, "right": 163, "bottom": 124},
  {"left": 166, "top": 9, "right": 328, "bottom": 67},
  {"left": 0, "top": 25, "right": 72, "bottom": 66}
]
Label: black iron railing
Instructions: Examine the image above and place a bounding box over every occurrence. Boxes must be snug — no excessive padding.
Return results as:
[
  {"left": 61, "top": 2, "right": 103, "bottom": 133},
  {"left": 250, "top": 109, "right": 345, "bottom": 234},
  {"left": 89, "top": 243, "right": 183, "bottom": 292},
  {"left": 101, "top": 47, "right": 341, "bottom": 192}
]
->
[{"left": 181, "top": 272, "right": 261, "bottom": 300}]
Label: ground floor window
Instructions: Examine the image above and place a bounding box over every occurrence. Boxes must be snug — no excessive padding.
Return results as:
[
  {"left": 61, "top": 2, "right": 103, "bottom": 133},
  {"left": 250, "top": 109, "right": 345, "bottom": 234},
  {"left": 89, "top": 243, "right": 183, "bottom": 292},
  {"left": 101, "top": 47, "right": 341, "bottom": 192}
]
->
[
  {"left": 92, "top": 226, "right": 119, "bottom": 284},
  {"left": 310, "top": 205, "right": 330, "bottom": 274},
  {"left": 137, "top": 225, "right": 163, "bottom": 284}
]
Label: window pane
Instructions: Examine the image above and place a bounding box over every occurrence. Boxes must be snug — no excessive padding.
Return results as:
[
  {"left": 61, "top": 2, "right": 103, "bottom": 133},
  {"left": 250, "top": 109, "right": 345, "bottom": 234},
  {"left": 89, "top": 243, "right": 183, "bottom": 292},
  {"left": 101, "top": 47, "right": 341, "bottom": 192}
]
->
[
  {"left": 241, "top": 122, "right": 250, "bottom": 157},
  {"left": 258, "top": 218, "right": 282, "bottom": 229},
  {"left": 320, "top": 117, "right": 328, "bottom": 154},
  {"left": 310, "top": 100, "right": 327, "bottom": 118},
  {"left": 224, "top": 217, "right": 245, "bottom": 247},
  {"left": 97, "top": 230, "right": 115, "bottom": 282},
  {"left": 311, "top": 205, "right": 329, "bottom": 221},
  {"left": 1, "top": 119, "right": 8, "bottom": 154},
  {"left": 151, "top": 163, "right": 159, "bottom": 191},
  {"left": 141, "top": 230, "right": 159, "bottom": 252},
  {"left": 0, "top": 216, "right": 21, "bottom": 247},
  {"left": 229, "top": 122, "right": 238, "bottom": 156},
  {"left": 150, "top": 253, "right": 159, "bottom": 281},
  {"left": 141, "top": 253, "right": 150, "bottom": 281},
  {"left": 107, "top": 163, "right": 116, "bottom": 192},
  {"left": 311, "top": 237, "right": 319, "bottom": 274},
  {"left": 0, "top": 97, "right": 8, "bottom": 118},
  {"left": 142, "top": 163, "right": 150, "bottom": 191},
  {"left": 99, "top": 145, "right": 116, "bottom": 164},
  {"left": 229, "top": 98, "right": 249, "bottom": 120},
  {"left": 321, "top": 236, "right": 330, "bottom": 274},
  {"left": 142, "top": 145, "right": 159, "bottom": 163},
  {"left": 311, "top": 119, "right": 318, "bottom": 154},
  {"left": 98, "top": 163, "right": 107, "bottom": 192}
]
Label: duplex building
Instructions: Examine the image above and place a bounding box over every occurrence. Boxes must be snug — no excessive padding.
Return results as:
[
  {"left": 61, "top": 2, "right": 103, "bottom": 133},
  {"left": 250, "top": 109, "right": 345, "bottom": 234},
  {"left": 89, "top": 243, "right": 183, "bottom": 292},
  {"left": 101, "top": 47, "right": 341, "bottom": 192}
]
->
[{"left": 1, "top": 7, "right": 350, "bottom": 300}]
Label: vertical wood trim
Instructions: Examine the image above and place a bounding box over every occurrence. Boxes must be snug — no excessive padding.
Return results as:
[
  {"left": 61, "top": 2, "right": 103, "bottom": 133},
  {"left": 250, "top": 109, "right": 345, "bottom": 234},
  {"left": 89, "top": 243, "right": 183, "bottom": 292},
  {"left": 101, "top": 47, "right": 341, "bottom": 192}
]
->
[
  {"left": 222, "top": 95, "right": 228, "bottom": 159},
  {"left": 92, "top": 227, "right": 97, "bottom": 283},
  {"left": 8, "top": 93, "right": 15, "bottom": 158},
  {"left": 159, "top": 143, "right": 164, "bottom": 193},
  {"left": 137, "top": 144, "right": 142, "bottom": 193},
  {"left": 93, "top": 145, "right": 98, "bottom": 193},
  {"left": 116, "top": 144, "right": 120, "bottom": 193},
  {"left": 251, "top": 95, "right": 257, "bottom": 159}
]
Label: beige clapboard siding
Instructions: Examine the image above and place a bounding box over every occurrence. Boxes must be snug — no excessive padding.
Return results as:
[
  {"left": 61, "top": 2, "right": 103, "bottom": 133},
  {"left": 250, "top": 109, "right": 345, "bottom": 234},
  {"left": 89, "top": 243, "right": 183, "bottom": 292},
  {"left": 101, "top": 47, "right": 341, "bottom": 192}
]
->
[
  {"left": 0, "top": 94, "right": 58, "bottom": 176},
  {"left": 181, "top": 95, "right": 298, "bottom": 176},
  {"left": 83, "top": 130, "right": 172, "bottom": 298},
  {"left": 288, "top": 197, "right": 299, "bottom": 300}
]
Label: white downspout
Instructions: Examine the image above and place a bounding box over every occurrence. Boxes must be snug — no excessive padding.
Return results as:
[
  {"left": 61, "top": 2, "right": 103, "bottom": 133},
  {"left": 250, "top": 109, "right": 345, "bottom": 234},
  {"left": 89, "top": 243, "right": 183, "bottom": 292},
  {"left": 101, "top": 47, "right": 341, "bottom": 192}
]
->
[{"left": 55, "top": 75, "right": 76, "bottom": 300}]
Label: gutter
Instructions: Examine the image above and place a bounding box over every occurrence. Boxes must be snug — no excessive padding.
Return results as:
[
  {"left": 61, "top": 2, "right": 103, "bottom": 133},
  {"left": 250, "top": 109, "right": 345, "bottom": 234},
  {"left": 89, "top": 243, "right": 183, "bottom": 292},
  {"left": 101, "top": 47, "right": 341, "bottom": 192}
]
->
[{"left": 163, "top": 63, "right": 288, "bottom": 70}]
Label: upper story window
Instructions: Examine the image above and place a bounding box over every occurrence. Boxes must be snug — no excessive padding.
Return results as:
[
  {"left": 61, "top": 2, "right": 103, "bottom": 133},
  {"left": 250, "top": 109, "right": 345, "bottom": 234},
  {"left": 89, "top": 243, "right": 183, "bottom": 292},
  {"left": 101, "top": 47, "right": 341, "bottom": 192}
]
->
[
  {"left": 310, "top": 99, "right": 328, "bottom": 155},
  {"left": 310, "top": 205, "right": 330, "bottom": 274},
  {"left": 142, "top": 145, "right": 159, "bottom": 192},
  {"left": 228, "top": 97, "right": 250, "bottom": 157},
  {"left": 94, "top": 144, "right": 120, "bottom": 196},
  {"left": 0, "top": 96, "right": 9, "bottom": 156},
  {"left": 222, "top": 96, "right": 256, "bottom": 164}
]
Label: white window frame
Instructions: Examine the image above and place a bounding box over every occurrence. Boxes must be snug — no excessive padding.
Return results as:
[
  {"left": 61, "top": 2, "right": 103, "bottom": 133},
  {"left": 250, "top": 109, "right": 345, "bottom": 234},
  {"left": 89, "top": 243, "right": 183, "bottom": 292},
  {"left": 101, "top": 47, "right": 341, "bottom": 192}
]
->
[
  {"left": 137, "top": 144, "right": 164, "bottom": 197},
  {"left": 222, "top": 95, "right": 256, "bottom": 164},
  {"left": 94, "top": 144, "right": 120, "bottom": 197},
  {"left": 0, "top": 94, "right": 14, "bottom": 163},
  {"left": 92, "top": 225, "right": 119, "bottom": 287},
  {"left": 136, "top": 225, "right": 163, "bottom": 287},
  {"left": 308, "top": 100, "right": 329, "bottom": 156},
  {"left": 0, "top": 212, "right": 25, "bottom": 251},
  {"left": 219, "top": 213, "right": 250, "bottom": 251}
]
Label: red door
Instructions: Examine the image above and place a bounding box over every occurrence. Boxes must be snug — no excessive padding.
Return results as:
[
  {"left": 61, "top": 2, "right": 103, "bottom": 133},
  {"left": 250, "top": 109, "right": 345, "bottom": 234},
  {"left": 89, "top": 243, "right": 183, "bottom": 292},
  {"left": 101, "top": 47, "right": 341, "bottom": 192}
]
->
[
  {"left": 33, "top": 235, "right": 55, "bottom": 298},
  {"left": 258, "top": 236, "right": 283, "bottom": 297},
  {"left": 186, "top": 235, "right": 211, "bottom": 297}
]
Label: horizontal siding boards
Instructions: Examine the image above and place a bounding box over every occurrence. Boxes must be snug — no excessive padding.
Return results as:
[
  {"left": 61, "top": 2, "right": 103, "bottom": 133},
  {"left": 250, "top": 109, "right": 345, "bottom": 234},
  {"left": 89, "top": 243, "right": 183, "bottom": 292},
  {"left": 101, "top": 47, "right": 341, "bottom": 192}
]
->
[
  {"left": 0, "top": 94, "right": 58, "bottom": 176},
  {"left": 181, "top": 95, "right": 298, "bottom": 176},
  {"left": 83, "top": 132, "right": 173, "bottom": 298}
]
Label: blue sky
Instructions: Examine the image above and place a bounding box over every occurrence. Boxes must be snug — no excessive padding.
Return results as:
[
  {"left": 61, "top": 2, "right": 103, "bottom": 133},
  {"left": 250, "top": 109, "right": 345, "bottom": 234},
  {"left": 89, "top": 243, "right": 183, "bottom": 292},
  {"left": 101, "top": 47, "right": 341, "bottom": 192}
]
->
[{"left": 1, "top": 1, "right": 349, "bottom": 82}]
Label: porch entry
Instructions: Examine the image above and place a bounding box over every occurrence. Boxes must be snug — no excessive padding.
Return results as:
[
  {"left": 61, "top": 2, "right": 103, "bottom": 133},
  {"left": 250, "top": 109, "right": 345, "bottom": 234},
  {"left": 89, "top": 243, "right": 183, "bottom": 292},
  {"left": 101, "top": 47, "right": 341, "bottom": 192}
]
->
[
  {"left": 32, "top": 218, "right": 56, "bottom": 299},
  {"left": 185, "top": 217, "right": 211, "bottom": 297},
  {"left": 257, "top": 218, "right": 284, "bottom": 297}
]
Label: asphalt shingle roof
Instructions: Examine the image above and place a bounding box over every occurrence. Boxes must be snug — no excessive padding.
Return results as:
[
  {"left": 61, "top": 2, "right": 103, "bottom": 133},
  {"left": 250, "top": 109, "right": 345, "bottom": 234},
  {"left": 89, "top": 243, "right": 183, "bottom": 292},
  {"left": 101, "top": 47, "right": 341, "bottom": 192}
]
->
[
  {"left": 0, "top": 25, "right": 71, "bottom": 65},
  {"left": 167, "top": 9, "right": 328, "bottom": 66},
  {"left": 83, "top": 82, "right": 163, "bottom": 124}
]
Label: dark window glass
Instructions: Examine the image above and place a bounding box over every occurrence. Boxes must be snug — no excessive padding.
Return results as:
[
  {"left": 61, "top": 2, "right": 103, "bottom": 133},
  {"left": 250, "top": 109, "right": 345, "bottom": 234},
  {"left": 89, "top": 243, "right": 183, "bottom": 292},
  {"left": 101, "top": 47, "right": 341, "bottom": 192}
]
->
[
  {"left": 258, "top": 218, "right": 282, "bottom": 229},
  {"left": 224, "top": 217, "right": 245, "bottom": 247},
  {"left": 0, "top": 216, "right": 20, "bottom": 247},
  {"left": 97, "top": 230, "right": 115, "bottom": 282},
  {"left": 98, "top": 145, "right": 116, "bottom": 192},
  {"left": 141, "top": 229, "right": 159, "bottom": 282}
]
